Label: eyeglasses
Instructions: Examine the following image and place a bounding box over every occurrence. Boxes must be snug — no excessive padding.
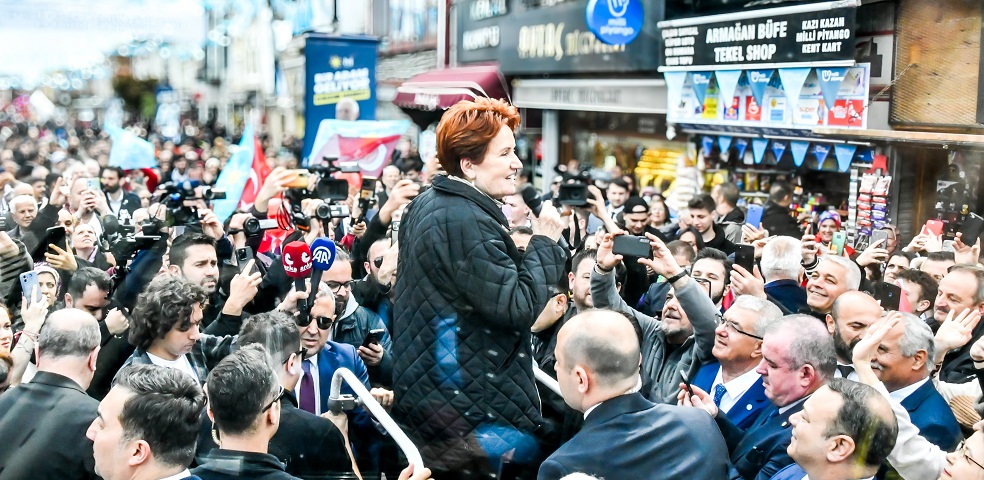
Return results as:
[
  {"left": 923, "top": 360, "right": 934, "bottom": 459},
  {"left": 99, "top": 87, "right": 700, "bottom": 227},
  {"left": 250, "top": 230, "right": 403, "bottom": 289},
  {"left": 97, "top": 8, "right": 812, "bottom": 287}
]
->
[
  {"left": 326, "top": 280, "right": 355, "bottom": 294},
  {"left": 261, "top": 386, "right": 287, "bottom": 412},
  {"left": 295, "top": 314, "right": 335, "bottom": 330},
  {"left": 373, "top": 257, "right": 384, "bottom": 268},
  {"left": 282, "top": 348, "right": 305, "bottom": 365},
  {"left": 723, "top": 319, "right": 764, "bottom": 340},
  {"left": 958, "top": 441, "right": 984, "bottom": 472}
]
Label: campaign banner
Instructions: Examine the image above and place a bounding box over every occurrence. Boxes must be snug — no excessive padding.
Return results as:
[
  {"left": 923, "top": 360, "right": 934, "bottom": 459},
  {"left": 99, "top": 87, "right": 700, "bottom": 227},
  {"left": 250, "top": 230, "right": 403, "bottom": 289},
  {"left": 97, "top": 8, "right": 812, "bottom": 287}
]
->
[
  {"left": 734, "top": 137, "right": 749, "bottom": 159},
  {"left": 777, "top": 67, "right": 812, "bottom": 111},
  {"left": 834, "top": 143, "right": 857, "bottom": 172},
  {"left": 659, "top": 4, "right": 857, "bottom": 69},
  {"left": 747, "top": 69, "right": 773, "bottom": 105},
  {"left": 212, "top": 123, "right": 257, "bottom": 221},
  {"left": 812, "top": 143, "right": 831, "bottom": 167},
  {"left": 752, "top": 138, "right": 769, "bottom": 164},
  {"left": 817, "top": 66, "right": 849, "bottom": 109},
  {"left": 701, "top": 135, "right": 715, "bottom": 157},
  {"left": 307, "top": 120, "right": 412, "bottom": 177},
  {"left": 303, "top": 35, "right": 379, "bottom": 164},
  {"left": 717, "top": 136, "right": 733, "bottom": 153},
  {"left": 692, "top": 72, "right": 712, "bottom": 104},
  {"left": 715, "top": 70, "right": 742, "bottom": 106},
  {"left": 771, "top": 140, "right": 788, "bottom": 163},
  {"left": 790, "top": 140, "right": 810, "bottom": 167},
  {"left": 106, "top": 125, "right": 157, "bottom": 171}
]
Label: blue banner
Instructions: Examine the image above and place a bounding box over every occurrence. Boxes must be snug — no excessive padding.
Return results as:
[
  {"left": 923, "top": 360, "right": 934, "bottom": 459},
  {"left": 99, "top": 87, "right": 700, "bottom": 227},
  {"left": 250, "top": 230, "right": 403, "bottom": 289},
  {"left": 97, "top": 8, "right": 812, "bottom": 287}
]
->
[
  {"left": 664, "top": 71, "right": 688, "bottom": 109},
  {"left": 790, "top": 140, "right": 810, "bottom": 167},
  {"left": 752, "top": 138, "right": 769, "bottom": 164},
  {"left": 771, "top": 140, "right": 788, "bottom": 163},
  {"left": 715, "top": 70, "right": 742, "bottom": 105},
  {"left": 817, "top": 67, "right": 849, "bottom": 109},
  {"left": 834, "top": 144, "right": 857, "bottom": 172},
  {"left": 303, "top": 35, "right": 379, "bottom": 164},
  {"left": 777, "top": 67, "right": 813, "bottom": 111},
  {"left": 701, "top": 135, "right": 715, "bottom": 157},
  {"left": 212, "top": 123, "right": 256, "bottom": 221},
  {"left": 692, "top": 72, "right": 712, "bottom": 105},
  {"left": 734, "top": 137, "right": 749, "bottom": 159},
  {"left": 106, "top": 125, "right": 156, "bottom": 170},
  {"left": 812, "top": 143, "right": 831, "bottom": 167},
  {"left": 747, "top": 69, "right": 773, "bottom": 106},
  {"left": 585, "top": 0, "right": 644, "bottom": 45},
  {"left": 717, "top": 136, "right": 733, "bottom": 153}
]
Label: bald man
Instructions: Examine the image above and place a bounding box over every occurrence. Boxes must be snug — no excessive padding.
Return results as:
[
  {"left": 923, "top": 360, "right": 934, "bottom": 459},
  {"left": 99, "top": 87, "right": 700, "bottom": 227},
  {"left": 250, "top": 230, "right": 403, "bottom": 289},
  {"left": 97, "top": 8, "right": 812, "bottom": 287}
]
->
[
  {"left": 825, "top": 290, "right": 883, "bottom": 380},
  {"left": 0, "top": 309, "right": 102, "bottom": 479},
  {"left": 539, "top": 310, "right": 732, "bottom": 480}
]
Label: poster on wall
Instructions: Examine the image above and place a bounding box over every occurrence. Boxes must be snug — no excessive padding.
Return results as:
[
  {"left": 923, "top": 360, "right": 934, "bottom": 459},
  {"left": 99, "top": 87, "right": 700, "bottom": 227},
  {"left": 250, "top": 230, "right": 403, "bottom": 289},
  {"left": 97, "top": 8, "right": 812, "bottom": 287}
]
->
[
  {"left": 302, "top": 35, "right": 379, "bottom": 164},
  {"left": 667, "top": 63, "right": 870, "bottom": 130}
]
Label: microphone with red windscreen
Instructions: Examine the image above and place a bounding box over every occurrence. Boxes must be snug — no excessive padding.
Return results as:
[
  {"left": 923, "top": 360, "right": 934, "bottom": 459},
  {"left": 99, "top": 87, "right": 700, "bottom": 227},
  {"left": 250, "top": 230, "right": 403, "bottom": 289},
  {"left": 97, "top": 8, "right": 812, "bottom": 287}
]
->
[{"left": 282, "top": 241, "right": 314, "bottom": 316}]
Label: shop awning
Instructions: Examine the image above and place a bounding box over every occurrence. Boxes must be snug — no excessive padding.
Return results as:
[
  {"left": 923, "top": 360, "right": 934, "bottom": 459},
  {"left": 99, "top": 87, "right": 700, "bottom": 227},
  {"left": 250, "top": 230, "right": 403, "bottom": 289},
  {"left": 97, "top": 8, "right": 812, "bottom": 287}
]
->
[{"left": 393, "top": 65, "right": 509, "bottom": 112}]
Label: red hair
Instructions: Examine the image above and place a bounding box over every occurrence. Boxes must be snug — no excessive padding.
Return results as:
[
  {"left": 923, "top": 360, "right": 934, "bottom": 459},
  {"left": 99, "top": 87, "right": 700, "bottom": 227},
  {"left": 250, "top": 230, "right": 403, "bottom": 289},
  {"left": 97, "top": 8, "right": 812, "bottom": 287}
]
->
[{"left": 436, "top": 97, "right": 520, "bottom": 178}]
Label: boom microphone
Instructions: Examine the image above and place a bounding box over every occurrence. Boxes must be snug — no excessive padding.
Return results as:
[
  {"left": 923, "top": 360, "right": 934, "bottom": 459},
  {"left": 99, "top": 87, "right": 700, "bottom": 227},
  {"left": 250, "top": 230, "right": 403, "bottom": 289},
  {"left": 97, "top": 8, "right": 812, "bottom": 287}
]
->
[
  {"left": 283, "top": 241, "right": 314, "bottom": 316},
  {"left": 308, "top": 237, "right": 337, "bottom": 307}
]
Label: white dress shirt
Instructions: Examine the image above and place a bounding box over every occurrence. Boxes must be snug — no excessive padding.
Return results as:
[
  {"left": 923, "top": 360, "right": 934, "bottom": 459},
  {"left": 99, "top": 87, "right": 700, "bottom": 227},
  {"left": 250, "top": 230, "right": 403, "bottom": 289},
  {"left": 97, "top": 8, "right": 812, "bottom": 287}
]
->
[
  {"left": 711, "top": 367, "right": 761, "bottom": 413},
  {"left": 157, "top": 469, "right": 192, "bottom": 480},
  {"left": 889, "top": 377, "right": 930, "bottom": 403}
]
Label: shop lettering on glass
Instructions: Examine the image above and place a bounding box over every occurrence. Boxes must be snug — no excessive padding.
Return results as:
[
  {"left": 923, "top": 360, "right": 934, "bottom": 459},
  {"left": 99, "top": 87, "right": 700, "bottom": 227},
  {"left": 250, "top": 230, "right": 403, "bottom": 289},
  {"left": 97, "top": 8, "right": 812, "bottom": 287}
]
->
[
  {"left": 517, "top": 22, "right": 625, "bottom": 61},
  {"left": 550, "top": 87, "right": 621, "bottom": 105},
  {"left": 312, "top": 56, "right": 371, "bottom": 106},
  {"left": 659, "top": 6, "right": 856, "bottom": 68}
]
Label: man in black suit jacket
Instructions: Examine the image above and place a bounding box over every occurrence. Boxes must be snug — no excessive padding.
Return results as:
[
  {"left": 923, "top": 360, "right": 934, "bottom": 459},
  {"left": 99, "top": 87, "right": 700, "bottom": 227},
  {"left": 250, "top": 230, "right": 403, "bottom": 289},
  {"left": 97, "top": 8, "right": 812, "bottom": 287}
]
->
[
  {"left": 681, "top": 314, "right": 835, "bottom": 480},
  {"left": 87, "top": 364, "right": 206, "bottom": 480},
  {"left": 196, "top": 312, "right": 357, "bottom": 477},
  {"left": 101, "top": 166, "right": 142, "bottom": 218},
  {"left": 539, "top": 310, "right": 733, "bottom": 480},
  {"left": 0, "top": 309, "right": 102, "bottom": 480}
]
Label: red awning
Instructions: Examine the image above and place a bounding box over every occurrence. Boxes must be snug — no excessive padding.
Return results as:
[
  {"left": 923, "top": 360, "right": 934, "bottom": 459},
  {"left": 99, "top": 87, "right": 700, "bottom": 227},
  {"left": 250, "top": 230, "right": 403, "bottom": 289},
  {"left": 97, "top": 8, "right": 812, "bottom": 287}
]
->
[{"left": 393, "top": 65, "right": 509, "bottom": 111}]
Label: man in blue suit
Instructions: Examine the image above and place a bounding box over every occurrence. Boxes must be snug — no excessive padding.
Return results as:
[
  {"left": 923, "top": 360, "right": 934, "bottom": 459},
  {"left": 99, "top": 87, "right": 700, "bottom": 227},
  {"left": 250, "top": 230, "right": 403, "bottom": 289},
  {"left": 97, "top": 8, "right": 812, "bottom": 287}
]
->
[
  {"left": 872, "top": 313, "right": 961, "bottom": 451},
  {"left": 539, "top": 310, "right": 732, "bottom": 480},
  {"left": 760, "top": 236, "right": 808, "bottom": 314},
  {"left": 682, "top": 315, "right": 835, "bottom": 480},
  {"left": 692, "top": 295, "right": 782, "bottom": 430},
  {"left": 771, "top": 379, "right": 898, "bottom": 480}
]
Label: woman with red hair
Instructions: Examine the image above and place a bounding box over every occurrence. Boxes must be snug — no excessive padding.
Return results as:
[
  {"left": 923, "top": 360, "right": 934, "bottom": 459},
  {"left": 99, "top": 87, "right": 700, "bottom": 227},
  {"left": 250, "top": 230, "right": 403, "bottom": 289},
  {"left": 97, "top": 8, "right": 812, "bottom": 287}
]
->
[{"left": 391, "top": 98, "right": 567, "bottom": 478}]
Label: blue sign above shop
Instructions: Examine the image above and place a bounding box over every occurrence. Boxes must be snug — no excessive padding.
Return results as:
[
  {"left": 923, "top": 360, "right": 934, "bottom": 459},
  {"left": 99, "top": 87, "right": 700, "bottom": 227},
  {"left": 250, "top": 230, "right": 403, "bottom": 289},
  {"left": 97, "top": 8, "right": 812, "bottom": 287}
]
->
[{"left": 586, "top": 0, "right": 644, "bottom": 45}]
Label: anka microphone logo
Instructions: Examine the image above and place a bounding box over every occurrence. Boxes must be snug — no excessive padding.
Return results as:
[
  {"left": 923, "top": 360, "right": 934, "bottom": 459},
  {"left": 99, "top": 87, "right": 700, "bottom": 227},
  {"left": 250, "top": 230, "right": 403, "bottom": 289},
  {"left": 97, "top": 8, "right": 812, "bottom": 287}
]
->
[
  {"left": 607, "top": 0, "right": 629, "bottom": 17},
  {"left": 313, "top": 245, "right": 334, "bottom": 265}
]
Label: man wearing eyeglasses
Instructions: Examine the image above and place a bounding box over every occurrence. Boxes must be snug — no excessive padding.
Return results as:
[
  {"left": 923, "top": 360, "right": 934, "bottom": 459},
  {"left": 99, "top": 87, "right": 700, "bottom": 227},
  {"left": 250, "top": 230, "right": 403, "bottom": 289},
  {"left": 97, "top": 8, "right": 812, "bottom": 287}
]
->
[
  {"left": 324, "top": 248, "right": 393, "bottom": 388},
  {"left": 193, "top": 344, "right": 301, "bottom": 480},
  {"left": 690, "top": 295, "right": 782, "bottom": 430}
]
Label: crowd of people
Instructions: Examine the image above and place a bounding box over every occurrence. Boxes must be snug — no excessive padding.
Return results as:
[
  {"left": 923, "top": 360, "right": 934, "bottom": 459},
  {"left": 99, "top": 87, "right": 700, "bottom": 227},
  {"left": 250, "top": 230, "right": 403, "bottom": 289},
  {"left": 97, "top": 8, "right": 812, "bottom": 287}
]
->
[{"left": 2, "top": 98, "right": 984, "bottom": 480}]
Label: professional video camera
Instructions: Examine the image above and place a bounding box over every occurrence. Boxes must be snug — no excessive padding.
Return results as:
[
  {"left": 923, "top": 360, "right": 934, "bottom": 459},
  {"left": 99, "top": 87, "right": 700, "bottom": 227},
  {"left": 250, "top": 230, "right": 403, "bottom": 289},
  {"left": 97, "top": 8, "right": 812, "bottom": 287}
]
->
[
  {"left": 159, "top": 181, "right": 227, "bottom": 227},
  {"left": 284, "top": 157, "right": 360, "bottom": 232},
  {"left": 102, "top": 216, "right": 167, "bottom": 296},
  {"left": 553, "top": 165, "right": 594, "bottom": 207}
]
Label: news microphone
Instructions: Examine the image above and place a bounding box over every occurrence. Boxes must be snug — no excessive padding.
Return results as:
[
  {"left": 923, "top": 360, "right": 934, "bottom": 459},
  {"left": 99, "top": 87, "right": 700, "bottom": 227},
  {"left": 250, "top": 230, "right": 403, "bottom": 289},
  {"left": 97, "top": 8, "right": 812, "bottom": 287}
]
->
[
  {"left": 282, "top": 241, "right": 314, "bottom": 316},
  {"left": 308, "top": 237, "right": 337, "bottom": 306},
  {"left": 519, "top": 184, "right": 543, "bottom": 217}
]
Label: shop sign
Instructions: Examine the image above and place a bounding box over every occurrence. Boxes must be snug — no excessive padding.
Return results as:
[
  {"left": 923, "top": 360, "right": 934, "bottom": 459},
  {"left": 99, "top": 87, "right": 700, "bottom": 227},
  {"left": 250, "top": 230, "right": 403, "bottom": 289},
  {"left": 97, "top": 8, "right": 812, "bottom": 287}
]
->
[
  {"left": 512, "top": 79, "right": 666, "bottom": 113},
  {"left": 659, "top": 6, "right": 857, "bottom": 69},
  {"left": 585, "top": 0, "right": 644, "bottom": 45}
]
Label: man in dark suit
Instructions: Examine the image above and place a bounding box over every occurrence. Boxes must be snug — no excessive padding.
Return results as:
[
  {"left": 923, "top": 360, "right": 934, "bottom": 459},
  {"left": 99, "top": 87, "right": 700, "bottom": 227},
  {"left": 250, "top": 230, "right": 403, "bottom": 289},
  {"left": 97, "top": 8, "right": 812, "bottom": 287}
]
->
[
  {"left": 101, "top": 166, "right": 142, "bottom": 218},
  {"left": 692, "top": 295, "right": 782, "bottom": 430},
  {"left": 87, "top": 364, "right": 206, "bottom": 480},
  {"left": 771, "top": 379, "right": 897, "bottom": 480},
  {"left": 197, "top": 312, "right": 357, "bottom": 477},
  {"left": 759, "top": 236, "right": 808, "bottom": 314},
  {"left": 0, "top": 308, "right": 101, "bottom": 480},
  {"left": 872, "top": 313, "right": 961, "bottom": 451},
  {"left": 760, "top": 182, "right": 802, "bottom": 239},
  {"left": 682, "top": 314, "right": 835, "bottom": 480},
  {"left": 539, "top": 310, "right": 732, "bottom": 480}
]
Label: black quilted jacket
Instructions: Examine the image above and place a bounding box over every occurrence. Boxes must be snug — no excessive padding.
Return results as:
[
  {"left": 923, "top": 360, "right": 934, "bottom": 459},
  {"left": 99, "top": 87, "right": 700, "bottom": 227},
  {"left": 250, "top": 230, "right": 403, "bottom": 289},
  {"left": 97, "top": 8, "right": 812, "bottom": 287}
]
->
[{"left": 392, "top": 175, "right": 567, "bottom": 473}]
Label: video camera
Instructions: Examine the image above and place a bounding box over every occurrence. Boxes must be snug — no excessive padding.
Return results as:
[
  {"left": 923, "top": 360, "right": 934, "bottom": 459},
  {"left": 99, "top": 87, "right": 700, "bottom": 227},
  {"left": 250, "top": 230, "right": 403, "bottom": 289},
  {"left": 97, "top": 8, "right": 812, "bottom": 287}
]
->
[
  {"left": 554, "top": 165, "right": 594, "bottom": 207},
  {"left": 159, "top": 181, "right": 226, "bottom": 227},
  {"left": 285, "top": 157, "right": 361, "bottom": 232}
]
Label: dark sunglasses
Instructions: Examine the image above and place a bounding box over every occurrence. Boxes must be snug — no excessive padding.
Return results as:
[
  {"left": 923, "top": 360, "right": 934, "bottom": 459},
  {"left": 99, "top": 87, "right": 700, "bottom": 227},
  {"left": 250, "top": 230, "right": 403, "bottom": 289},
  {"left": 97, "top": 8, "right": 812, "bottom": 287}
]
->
[
  {"left": 261, "top": 386, "right": 287, "bottom": 412},
  {"left": 373, "top": 256, "right": 384, "bottom": 268},
  {"left": 295, "top": 314, "right": 335, "bottom": 330}
]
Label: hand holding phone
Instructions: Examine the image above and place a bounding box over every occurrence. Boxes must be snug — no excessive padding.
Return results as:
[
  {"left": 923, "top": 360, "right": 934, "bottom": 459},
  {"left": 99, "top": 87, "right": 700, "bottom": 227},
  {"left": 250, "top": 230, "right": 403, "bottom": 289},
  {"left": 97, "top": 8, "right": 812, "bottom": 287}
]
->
[
  {"left": 925, "top": 219, "right": 944, "bottom": 237},
  {"left": 612, "top": 235, "right": 652, "bottom": 258},
  {"left": 361, "top": 328, "right": 385, "bottom": 348}
]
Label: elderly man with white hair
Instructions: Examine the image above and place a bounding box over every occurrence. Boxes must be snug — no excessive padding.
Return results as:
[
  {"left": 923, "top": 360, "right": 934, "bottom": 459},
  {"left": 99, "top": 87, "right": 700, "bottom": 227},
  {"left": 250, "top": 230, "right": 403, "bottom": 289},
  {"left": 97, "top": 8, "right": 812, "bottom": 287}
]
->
[
  {"left": 761, "top": 236, "right": 808, "bottom": 314},
  {"left": 8, "top": 194, "right": 38, "bottom": 240}
]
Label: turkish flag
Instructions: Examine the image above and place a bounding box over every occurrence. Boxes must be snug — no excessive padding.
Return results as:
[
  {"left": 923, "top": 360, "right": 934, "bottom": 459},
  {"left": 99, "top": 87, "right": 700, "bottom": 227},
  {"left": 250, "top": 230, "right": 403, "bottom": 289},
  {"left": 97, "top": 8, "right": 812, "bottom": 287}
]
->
[{"left": 240, "top": 135, "right": 271, "bottom": 209}]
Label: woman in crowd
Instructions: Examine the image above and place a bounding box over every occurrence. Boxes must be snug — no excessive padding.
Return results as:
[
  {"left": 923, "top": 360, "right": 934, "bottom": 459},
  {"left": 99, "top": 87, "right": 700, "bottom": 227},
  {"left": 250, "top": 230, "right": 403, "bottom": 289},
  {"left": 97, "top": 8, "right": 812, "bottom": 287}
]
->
[
  {"left": 815, "top": 210, "right": 855, "bottom": 257},
  {"left": 35, "top": 265, "right": 60, "bottom": 310},
  {"left": 392, "top": 98, "right": 566, "bottom": 478},
  {"left": 677, "top": 226, "right": 705, "bottom": 255},
  {"left": 72, "top": 223, "right": 115, "bottom": 271},
  {"left": 649, "top": 197, "right": 671, "bottom": 230}
]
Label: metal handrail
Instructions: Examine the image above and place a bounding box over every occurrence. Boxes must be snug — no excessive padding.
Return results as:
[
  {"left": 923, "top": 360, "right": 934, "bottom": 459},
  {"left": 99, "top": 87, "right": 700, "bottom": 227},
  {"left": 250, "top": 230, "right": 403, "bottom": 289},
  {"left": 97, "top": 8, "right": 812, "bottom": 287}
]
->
[
  {"left": 533, "top": 363, "right": 561, "bottom": 396},
  {"left": 328, "top": 368, "right": 424, "bottom": 471}
]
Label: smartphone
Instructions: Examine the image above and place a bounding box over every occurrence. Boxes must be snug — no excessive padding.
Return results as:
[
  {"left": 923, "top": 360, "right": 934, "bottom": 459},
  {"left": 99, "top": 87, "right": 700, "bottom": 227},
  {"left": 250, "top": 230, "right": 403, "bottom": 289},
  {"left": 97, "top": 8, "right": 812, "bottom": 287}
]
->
[
  {"left": 831, "top": 231, "right": 847, "bottom": 255},
  {"left": 286, "top": 169, "right": 310, "bottom": 189},
  {"left": 870, "top": 230, "right": 890, "bottom": 249},
  {"left": 361, "top": 328, "right": 385, "bottom": 348},
  {"left": 612, "top": 235, "right": 652, "bottom": 258},
  {"left": 874, "top": 282, "right": 902, "bottom": 311},
  {"left": 680, "top": 369, "right": 695, "bottom": 398},
  {"left": 745, "top": 204, "right": 764, "bottom": 228},
  {"left": 734, "top": 244, "right": 755, "bottom": 274},
  {"left": 925, "top": 219, "right": 944, "bottom": 237},
  {"left": 960, "top": 213, "right": 984, "bottom": 246},
  {"left": 86, "top": 178, "right": 101, "bottom": 191},
  {"left": 46, "top": 226, "right": 67, "bottom": 255},
  {"left": 19, "top": 271, "right": 43, "bottom": 303},
  {"left": 236, "top": 247, "right": 261, "bottom": 275},
  {"left": 359, "top": 177, "right": 377, "bottom": 200}
]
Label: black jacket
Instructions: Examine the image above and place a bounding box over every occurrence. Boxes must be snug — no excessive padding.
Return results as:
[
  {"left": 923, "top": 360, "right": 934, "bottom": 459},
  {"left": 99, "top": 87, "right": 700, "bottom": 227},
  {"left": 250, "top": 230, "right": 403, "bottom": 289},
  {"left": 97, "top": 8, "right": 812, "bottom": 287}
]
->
[
  {"left": 760, "top": 201, "right": 801, "bottom": 239},
  {"left": 392, "top": 175, "right": 567, "bottom": 474},
  {"left": 192, "top": 450, "right": 300, "bottom": 480},
  {"left": 0, "top": 371, "right": 99, "bottom": 479}
]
